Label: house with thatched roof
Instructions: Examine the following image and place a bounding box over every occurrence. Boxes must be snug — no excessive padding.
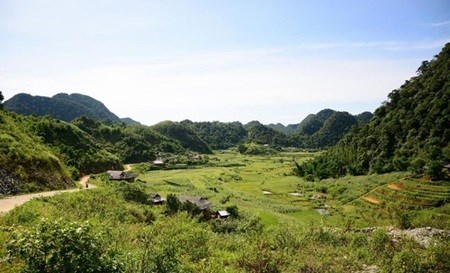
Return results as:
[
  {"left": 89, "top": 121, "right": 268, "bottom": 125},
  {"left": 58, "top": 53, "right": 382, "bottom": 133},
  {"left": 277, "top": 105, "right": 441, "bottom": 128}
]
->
[
  {"left": 106, "top": 170, "right": 136, "bottom": 182},
  {"left": 178, "top": 196, "right": 211, "bottom": 210}
]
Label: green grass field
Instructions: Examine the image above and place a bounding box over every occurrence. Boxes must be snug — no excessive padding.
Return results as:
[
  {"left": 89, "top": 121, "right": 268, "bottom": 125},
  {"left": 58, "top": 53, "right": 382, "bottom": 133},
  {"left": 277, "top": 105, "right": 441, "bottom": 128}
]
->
[
  {"left": 1, "top": 151, "right": 449, "bottom": 272},
  {"left": 132, "top": 151, "right": 450, "bottom": 228}
]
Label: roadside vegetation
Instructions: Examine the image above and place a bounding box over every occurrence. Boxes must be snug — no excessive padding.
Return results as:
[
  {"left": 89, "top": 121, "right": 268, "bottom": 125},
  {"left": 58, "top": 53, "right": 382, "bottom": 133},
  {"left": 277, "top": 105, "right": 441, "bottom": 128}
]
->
[{"left": 1, "top": 151, "right": 449, "bottom": 272}]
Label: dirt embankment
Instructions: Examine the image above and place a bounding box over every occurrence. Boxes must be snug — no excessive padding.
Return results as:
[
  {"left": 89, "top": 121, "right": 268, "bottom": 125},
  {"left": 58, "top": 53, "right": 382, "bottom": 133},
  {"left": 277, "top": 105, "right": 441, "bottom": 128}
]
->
[{"left": 361, "top": 195, "right": 380, "bottom": 204}]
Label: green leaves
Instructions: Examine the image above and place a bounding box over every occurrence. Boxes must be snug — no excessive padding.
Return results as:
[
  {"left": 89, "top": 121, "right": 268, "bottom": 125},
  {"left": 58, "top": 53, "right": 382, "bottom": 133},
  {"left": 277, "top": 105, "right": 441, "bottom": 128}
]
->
[
  {"left": 297, "top": 43, "right": 450, "bottom": 180},
  {"left": 6, "top": 218, "right": 124, "bottom": 273}
]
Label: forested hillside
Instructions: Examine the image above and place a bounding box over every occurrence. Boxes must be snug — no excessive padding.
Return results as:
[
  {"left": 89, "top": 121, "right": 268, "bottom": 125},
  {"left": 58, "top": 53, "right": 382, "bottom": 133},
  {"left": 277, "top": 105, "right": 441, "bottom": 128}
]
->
[
  {"left": 306, "top": 111, "right": 359, "bottom": 148},
  {"left": 181, "top": 120, "right": 247, "bottom": 149},
  {"left": 0, "top": 109, "right": 73, "bottom": 194},
  {"left": 246, "top": 123, "right": 293, "bottom": 147},
  {"left": 72, "top": 116, "right": 184, "bottom": 163},
  {"left": 151, "top": 121, "right": 212, "bottom": 154},
  {"left": 297, "top": 43, "right": 450, "bottom": 180},
  {"left": 4, "top": 93, "right": 123, "bottom": 122},
  {"left": 29, "top": 116, "right": 122, "bottom": 176},
  {"left": 3, "top": 90, "right": 371, "bottom": 150}
]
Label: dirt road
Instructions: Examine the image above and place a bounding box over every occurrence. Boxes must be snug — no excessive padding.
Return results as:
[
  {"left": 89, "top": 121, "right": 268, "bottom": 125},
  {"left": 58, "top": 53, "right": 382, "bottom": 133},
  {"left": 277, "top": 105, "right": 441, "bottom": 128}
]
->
[{"left": 0, "top": 175, "right": 91, "bottom": 214}]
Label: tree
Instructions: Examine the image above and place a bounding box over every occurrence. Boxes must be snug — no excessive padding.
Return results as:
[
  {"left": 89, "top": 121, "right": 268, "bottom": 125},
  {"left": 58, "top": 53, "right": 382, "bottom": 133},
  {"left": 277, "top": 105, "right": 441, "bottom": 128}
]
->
[
  {"left": 166, "top": 194, "right": 181, "bottom": 214},
  {"left": 0, "top": 91, "right": 3, "bottom": 104}
]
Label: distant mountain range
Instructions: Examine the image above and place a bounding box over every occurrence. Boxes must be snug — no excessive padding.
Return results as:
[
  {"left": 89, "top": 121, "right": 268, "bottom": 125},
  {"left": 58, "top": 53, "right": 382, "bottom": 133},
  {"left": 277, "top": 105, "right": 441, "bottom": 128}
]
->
[
  {"left": 267, "top": 109, "right": 373, "bottom": 135},
  {"left": 4, "top": 92, "right": 373, "bottom": 150},
  {"left": 4, "top": 93, "right": 139, "bottom": 124}
]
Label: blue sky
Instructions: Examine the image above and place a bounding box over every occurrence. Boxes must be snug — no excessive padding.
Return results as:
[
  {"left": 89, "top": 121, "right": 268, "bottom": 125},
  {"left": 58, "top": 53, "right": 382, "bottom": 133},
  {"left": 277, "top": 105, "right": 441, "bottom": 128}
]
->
[{"left": 1, "top": 0, "right": 449, "bottom": 125}]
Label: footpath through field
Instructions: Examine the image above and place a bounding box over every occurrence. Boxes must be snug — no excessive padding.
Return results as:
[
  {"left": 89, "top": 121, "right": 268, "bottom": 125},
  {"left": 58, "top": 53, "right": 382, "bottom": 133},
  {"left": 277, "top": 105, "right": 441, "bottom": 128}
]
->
[{"left": 0, "top": 175, "right": 92, "bottom": 214}]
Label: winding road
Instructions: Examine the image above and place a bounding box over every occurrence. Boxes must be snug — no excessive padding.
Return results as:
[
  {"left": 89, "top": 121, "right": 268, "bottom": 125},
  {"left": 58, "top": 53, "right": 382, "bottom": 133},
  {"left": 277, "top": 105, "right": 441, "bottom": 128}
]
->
[{"left": 0, "top": 175, "right": 91, "bottom": 214}]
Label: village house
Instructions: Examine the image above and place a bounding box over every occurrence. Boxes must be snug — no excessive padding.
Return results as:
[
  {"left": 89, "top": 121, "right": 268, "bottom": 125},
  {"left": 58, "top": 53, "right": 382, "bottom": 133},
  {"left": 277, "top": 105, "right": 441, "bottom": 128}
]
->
[
  {"left": 152, "top": 158, "right": 166, "bottom": 166},
  {"left": 178, "top": 196, "right": 211, "bottom": 210},
  {"left": 106, "top": 170, "right": 136, "bottom": 182},
  {"left": 216, "top": 210, "right": 230, "bottom": 219},
  {"left": 150, "top": 193, "right": 166, "bottom": 205}
]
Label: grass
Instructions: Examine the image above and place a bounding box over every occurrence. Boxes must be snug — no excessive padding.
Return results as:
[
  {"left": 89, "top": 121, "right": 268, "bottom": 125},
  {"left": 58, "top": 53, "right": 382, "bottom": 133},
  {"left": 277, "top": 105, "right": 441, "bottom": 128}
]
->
[
  {"left": 1, "top": 151, "right": 449, "bottom": 272},
  {"left": 132, "top": 151, "right": 450, "bottom": 228}
]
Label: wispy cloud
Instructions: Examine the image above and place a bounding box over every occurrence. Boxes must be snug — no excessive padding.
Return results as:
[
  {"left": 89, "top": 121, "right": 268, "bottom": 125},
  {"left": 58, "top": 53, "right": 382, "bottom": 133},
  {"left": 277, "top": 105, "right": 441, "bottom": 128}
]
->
[
  {"left": 293, "top": 39, "right": 450, "bottom": 51},
  {"left": 429, "top": 20, "right": 450, "bottom": 27},
  {"left": 1, "top": 45, "right": 421, "bottom": 125}
]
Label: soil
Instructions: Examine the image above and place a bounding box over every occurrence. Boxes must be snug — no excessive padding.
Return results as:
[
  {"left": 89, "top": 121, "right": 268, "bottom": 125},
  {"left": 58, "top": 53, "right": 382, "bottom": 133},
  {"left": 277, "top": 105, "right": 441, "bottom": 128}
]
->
[
  {"left": 0, "top": 175, "right": 91, "bottom": 214},
  {"left": 388, "top": 183, "right": 402, "bottom": 190},
  {"left": 362, "top": 195, "right": 380, "bottom": 204}
]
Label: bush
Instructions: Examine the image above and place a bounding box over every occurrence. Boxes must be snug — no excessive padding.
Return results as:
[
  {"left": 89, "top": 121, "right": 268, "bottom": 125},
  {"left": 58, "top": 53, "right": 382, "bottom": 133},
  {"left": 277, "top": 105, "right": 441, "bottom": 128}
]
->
[
  {"left": 6, "top": 218, "right": 124, "bottom": 273},
  {"left": 396, "top": 212, "right": 413, "bottom": 229},
  {"left": 391, "top": 248, "right": 425, "bottom": 273},
  {"left": 117, "top": 183, "right": 151, "bottom": 205}
]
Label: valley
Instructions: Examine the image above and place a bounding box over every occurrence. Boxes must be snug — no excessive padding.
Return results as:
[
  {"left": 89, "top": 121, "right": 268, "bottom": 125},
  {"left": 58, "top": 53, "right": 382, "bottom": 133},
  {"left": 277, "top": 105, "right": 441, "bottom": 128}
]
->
[{"left": 0, "top": 151, "right": 448, "bottom": 272}]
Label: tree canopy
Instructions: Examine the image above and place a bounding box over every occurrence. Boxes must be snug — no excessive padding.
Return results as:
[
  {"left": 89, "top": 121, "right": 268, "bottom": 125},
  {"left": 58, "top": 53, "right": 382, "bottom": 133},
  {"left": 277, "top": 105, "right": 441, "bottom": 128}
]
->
[{"left": 297, "top": 43, "right": 450, "bottom": 180}]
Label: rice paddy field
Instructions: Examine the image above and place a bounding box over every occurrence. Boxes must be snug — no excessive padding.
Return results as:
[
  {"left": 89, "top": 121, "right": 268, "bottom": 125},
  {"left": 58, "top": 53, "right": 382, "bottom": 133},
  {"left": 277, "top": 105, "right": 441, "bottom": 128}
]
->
[
  {"left": 132, "top": 151, "right": 450, "bottom": 229},
  {"left": 2, "top": 151, "right": 449, "bottom": 272}
]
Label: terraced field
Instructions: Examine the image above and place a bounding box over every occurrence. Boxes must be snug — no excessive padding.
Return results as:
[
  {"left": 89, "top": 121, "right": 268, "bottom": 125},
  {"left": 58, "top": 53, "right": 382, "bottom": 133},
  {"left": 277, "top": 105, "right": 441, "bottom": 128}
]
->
[
  {"left": 132, "top": 151, "right": 450, "bottom": 228},
  {"left": 361, "top": 179, "right": 450, "bottom": 208}
]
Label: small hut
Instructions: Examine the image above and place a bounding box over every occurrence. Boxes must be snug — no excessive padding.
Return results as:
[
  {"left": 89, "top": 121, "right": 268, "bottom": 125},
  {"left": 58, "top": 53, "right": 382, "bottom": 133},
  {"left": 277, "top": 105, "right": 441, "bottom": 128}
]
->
[{"left": 106, "top": 170, "right": 136, "bottom": 182}]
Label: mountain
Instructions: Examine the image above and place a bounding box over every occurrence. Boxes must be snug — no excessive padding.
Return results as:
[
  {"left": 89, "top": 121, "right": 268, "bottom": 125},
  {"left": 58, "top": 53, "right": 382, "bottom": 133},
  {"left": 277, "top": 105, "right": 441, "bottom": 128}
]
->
[
  {"left": 181, "top": 120, "right": 247, "bottom": 150},
  {"left": 297, "top": 43, "right": 450, "bottom": 180},
  {"left": 120, "top": 117, "right": 141, "bottom": 125},
  {"left": 244, "top": 120, "right": 262, "bottom": 129},
  {"left": 266, "top": 109, "right": 372, "bottom": 148},
  {"left": 298, "top": 109, "right": 336, "bottom": 136},
  {"left": 266, "top": 123, "right": 299, "bottom": 135},
  {"left": 267, "top": 109, "right": 372, "bottom": 136},
  {"left": 4, "top": 93, "right": 122, "bottom": 122},
  {"left": 151, "top": 121, "right": 213, "bottom": 154},
  {"left": 246, "top": 123, "right": 292, "bottom": 147},
  {"left": 307, "top": 111, "right": 358, "bottom": 148},
  {"left": 355, "top": 111, "right": 374, "bottom": 123}
]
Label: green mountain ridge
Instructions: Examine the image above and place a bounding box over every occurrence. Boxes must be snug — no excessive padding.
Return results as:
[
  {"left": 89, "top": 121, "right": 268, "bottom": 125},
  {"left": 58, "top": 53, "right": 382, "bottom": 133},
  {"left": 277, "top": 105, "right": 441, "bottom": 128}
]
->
[
  {"left": 297, "top": 43, "right": 450, "bottom": 180},
  {"left": 4, "top": 93, "right": 140, "bottom": 124},
  {"left": 267, "top": 109, "right": 373, "bottom": 136}
]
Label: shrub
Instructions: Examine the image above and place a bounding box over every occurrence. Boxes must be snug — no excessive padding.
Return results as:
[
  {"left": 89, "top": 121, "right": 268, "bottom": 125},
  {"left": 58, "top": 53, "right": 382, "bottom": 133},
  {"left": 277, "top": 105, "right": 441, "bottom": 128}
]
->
[
  {"left": 117, "top": 183, "right": 151, "bottom": 205},
  {"left": 6, "top": 218, "right": 124, "bottom": 273},
  {"left": 391, "top": 248, "right": 425, "bottom": 273}
]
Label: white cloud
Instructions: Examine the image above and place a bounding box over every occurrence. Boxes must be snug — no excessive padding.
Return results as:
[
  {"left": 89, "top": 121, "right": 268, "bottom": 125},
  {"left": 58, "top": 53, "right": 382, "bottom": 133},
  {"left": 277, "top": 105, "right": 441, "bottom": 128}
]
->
[{"left": 429, "top": 20, "right": 450, "bottom": 27}]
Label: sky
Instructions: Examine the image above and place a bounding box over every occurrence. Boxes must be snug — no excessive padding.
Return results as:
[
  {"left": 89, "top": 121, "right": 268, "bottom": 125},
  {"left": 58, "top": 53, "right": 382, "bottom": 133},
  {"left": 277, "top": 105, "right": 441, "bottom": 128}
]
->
[{"left": 1, "top": 0, "right": 449, "bottom": 125}]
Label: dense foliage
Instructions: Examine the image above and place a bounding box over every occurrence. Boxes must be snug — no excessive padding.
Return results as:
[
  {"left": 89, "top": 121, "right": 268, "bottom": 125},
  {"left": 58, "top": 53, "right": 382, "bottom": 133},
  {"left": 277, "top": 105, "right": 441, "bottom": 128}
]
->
[
  {"left": 73, "top": 116, "right": 184, "bottom": 163},
  {"left": 29, "top": 116, "right": 122, "bottom": 176},
  {"left": 297, "top": 43, "right": 450, "bottom": 180},
  {"left": 306, "top": 111, "right": 359, "bottom": 148},
  {"left": 4, "top": 93, "right": 122, "bottom": 122},
  {"left": 3, "top": 90, "right": 370, "bottom": 150},
  {"left": 181, "top": 120, "right": 247, "bottom": 149},
  {"left": 6, "top": 218, "right": 124, "bottom": 273},
  {"left": 151, "top": 121, "right": 212, "bottom": 154},
  {"left": 0, "top": 110, "right": 73, "bottom": 193},
  {"left": 246, "top": 123, "right": 293, "bottom": 148}
]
